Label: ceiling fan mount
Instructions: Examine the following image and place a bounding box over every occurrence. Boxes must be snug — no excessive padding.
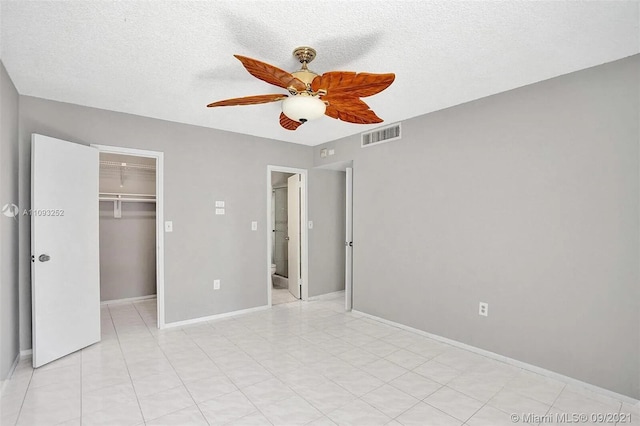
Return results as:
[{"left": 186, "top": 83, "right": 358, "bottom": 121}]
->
[
  {"left": 292, "top": 46, "right": 317, "bottom": 65},
  {"left": 291, "top": 46, "right": 319, "bottom": 85},
  {"left": 207, "top": 47, "right": 395, "bottom": 131}
]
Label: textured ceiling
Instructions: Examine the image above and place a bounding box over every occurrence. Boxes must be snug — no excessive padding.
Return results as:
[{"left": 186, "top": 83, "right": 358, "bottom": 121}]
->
[{"left": 1, "top": 1, "right": 638, "bottom": 146}]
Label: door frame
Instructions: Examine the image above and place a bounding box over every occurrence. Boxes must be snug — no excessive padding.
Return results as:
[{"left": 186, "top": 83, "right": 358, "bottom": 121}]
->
[
  {"left": 345, "top": 166, "right": 353, "bottom": 311},
  {"left": 91, "top": 144, "right": 166, "bottom": 329},
  {"left": 267, "top": 166, "right": 309, "bottom": 306}
]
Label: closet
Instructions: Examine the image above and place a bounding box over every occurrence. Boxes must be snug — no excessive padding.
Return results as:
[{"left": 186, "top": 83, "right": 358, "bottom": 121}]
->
[{"left": 98, "top": 153, "right": 157, "bottom": 302}]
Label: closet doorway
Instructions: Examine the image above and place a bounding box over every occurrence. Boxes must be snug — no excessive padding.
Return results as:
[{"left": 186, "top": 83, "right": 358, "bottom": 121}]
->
[{"left": 93, "top": 145, "right": 165, "bottom": 328}]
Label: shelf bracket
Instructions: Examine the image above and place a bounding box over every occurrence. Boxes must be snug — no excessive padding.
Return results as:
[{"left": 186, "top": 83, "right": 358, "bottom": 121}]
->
[{"left": 113, "top": 199, "right": 122, "bottom": 219}]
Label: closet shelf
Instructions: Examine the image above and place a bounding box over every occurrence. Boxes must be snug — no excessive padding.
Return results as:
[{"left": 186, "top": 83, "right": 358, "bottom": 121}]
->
[{"left": 100, "top": 160, "right": 156, "bottom": 171}]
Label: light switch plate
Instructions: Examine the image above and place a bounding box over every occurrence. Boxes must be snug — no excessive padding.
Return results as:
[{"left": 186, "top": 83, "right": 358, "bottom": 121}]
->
[
  {"left": 308, "top": 221, "right": 313, "bottom": 229},
  {"left": 213, "top": 279, "right": 220, "bottom": 290},
  {"left": 251, "top": 221, "right": 258, "bottom": 231},
  {"left": 215, "top": 208, "right": 225, "bottom": 215},
  {"left": 164, "top": 221, "right": 173, "bottom": 232},
  {"left": 328, "top": 149, "right": 335, "bottom": 156},
  {"left": 215, "top": 201, "right": 225, "bottom": 207}
]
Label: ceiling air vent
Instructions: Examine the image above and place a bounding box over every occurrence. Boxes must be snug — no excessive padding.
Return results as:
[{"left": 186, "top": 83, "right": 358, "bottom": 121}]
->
[{"left": 361, "top": 123, "right": 401, "bottom": 148}]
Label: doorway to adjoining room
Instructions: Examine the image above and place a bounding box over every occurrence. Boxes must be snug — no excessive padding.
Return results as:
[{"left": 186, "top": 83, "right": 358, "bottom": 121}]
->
[{"left": 267, "top": 166, "right": 308, "bottom": 306}]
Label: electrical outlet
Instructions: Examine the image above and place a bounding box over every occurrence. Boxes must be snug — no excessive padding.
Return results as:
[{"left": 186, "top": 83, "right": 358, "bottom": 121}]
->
[
  {"left": 251, "top": 221, "right": 257, "bottom": 231},
  {"left": 214, "top": 279, "right": 220, "bottom": 290},
  {"left": 164, "top": 221, "right": 173, "bottom": 232},
  {"left": 328, "top": 149, "right": 335, "bottom": 156},
  {"left": 320, "top": 148, "right": 328, "bottom": 158},
  {"left": 479, "top": 302, "right": 488, "bottom": 317}
]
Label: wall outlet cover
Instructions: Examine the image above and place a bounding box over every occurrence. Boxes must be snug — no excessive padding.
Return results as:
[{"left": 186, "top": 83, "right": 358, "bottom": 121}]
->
[
  {"left": 251, "top": 221, "right": 257, "bottom": 231},
  {"left": 164, "top": 221, "right": 173, "bottom": 232},
  {"left": 214, "top": 279, "right": 220, "bottom": 290},
  {"left": 479, "top": 302, "right": 489, "bottom": 317}
]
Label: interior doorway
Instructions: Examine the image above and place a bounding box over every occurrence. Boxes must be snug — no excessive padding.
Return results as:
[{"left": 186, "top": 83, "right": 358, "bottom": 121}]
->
[
  {"left": 345, "top": 166, "right": 353, "bottom": 311},
  {"left": 92, "top": 145, "right": 165, "bottom": 328},
  {"left": 267, "top": 166, "right": 308, "bottom": 306},
  {"left": 314, "top": 160, "right": 353, "bottom": 310}
]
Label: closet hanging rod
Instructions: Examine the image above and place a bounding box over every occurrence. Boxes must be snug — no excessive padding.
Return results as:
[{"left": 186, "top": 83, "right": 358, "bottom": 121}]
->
[
  {"left": 99, "top": 197, "right": 156, "bottom": 203},
  {"left": 99, "top": 192, "right": 155, "bottom": 198}
]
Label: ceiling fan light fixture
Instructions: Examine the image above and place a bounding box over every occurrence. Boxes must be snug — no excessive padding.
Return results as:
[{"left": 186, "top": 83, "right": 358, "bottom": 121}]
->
[
  {"left": 207, "top": 47, "right": 395, "bottom": 130},
  {"left": 282, "top": 95, "right": 326, "bottom": 123}
]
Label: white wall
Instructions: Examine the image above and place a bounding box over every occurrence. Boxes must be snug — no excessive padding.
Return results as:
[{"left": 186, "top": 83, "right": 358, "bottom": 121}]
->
[
  {"left": 313, "top": 55, "right": 640, "bottom": 399},
  {"left": 0, "top": 61, "right": 20, "bottom": 379},
  {"left": 99, "top": 202, "right": 157, "bottom": 301},
  {"left": 18, "top": 97, "right": 313, "bottom": 349}
]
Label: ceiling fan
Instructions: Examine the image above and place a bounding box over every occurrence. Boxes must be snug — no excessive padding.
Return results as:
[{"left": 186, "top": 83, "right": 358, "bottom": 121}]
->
[{"left": 207, "top": 47, "right": 395, "bottom": 131}]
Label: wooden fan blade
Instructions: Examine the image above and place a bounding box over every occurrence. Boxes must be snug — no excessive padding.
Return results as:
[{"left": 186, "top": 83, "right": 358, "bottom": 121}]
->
[
  {"left": 279, "top": 112, "right": 302, "bottom": 131},
  {"left": 234, "top": 55, "right": 307, "bottom": 92},
  {"left": 324, "top": 96, "right": 383, "bottom": 124},
  {"left": 311, "top": 72, "right": 395, "bottom": 98},
  {"left": 207, "top": 94, "right": 287, "bottom": 107}
]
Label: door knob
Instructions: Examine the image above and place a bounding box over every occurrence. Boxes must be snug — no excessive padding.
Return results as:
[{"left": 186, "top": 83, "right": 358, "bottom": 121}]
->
[
  {"left": 38, "top": 254, "right": 51, "bottom": 262},
  {"left": 285, "top": 236, "right": 290, "bottom": 241}
]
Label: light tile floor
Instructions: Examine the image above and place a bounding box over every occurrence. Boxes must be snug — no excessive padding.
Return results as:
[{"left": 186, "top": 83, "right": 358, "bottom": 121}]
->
[
  {"left": 272, "top": 288, "right": 299, "bottom": 305},
  {"left": 1, "top": 293, "right": 638, "bottom": 425}
]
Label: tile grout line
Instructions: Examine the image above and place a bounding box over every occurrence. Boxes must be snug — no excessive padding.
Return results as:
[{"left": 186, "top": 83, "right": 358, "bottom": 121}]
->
[
  {"left": 9, "top": 364, "right": 34, "bottom": 426},
  {"left": 198, "top": 299, "right": 362, "bottom": 423},
  {"left": 130, "top": 299, "right": 213, "bottom": 426},
  {"left": 79, "top": 343, "right": 83, "bottom": 425},
  {"left": 187, "top": 323, "right": 277, "bottom": 425},
  {"left": 276, "top": 304, "right": 398, "bottom": 421},
  {"left": 537, "top": 382, "right": 567, "bottom": 426},
  {"left": 106, "top": 303, "right": 146, "bottom": 425},
  {"left": 337, "top": 319, "right": 514, "bottom": 425}
]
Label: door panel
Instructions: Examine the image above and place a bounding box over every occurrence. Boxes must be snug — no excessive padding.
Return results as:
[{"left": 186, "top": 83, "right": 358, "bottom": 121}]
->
[
  {"left": 31, "top": 134, "right": 100, "bottom": 367},
  {"left": 345, "top": 167, "right": 353, "bottom": 310},
  {"left": 287, "top": 174, "right": 301, "bottom": 299}
]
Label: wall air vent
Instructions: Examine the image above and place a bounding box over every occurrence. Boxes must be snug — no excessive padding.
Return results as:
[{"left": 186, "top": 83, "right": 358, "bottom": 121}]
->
[{"left": 361, "top": 123, "right": 401, "bottom": 148}]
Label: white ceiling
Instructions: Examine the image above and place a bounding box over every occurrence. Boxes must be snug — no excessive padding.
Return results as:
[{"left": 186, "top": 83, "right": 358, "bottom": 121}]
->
[{"left": 1, "top": 1, "right": 638, "bottom": 146}]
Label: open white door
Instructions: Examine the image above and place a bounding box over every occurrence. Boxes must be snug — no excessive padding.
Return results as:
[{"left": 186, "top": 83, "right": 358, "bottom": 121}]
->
[
  {"left": 31, "top": 134, "right": 100, "bottom": 368},
  {"left": 287, "top": 174, "right": 301, "bottom": 299},
  {"left": 345, "top": 167, "right": 353, "bottom": 311}
]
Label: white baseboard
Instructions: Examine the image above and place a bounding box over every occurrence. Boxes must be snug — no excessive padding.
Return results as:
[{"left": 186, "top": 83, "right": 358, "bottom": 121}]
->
[
  {"left": 352, "top": 309, "right": 639, "bottom": 405},
  {"left": 1, "top": 352, "right": 21, "bottom": 392},
  {"left": 308, "top": 290, "right": 345, "bottom": 301},
  {"left": 164, "top": 305, "right": 270, "bottom": 329},
  {"left": 101, "top": 294, "right": 157, "bottom": 306}
]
